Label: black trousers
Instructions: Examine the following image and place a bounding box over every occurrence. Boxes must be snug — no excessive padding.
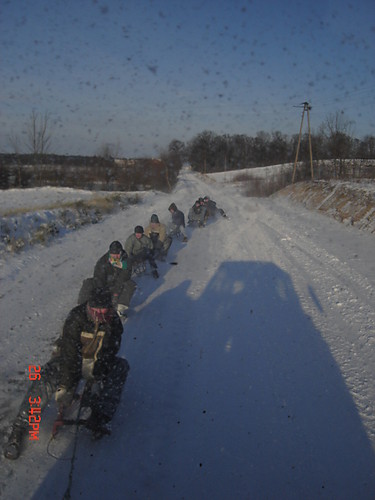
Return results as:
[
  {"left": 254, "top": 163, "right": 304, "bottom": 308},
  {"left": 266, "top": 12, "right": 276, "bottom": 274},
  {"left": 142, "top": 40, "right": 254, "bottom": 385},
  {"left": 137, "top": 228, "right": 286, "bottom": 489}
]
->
[
  {"left": 131, "top": 249, "right": 158, "bottom": 269},
  {"left": 153, "top": 237, "right": 172, "bottom": 257}
]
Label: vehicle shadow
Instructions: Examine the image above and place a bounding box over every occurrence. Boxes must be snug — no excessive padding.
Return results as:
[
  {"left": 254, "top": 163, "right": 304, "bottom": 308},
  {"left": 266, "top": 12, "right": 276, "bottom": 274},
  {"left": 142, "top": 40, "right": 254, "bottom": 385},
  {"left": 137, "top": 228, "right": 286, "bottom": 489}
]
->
[
  {"left": 26, "top": 261, "right": 375, "bottom": 499},
  {"left": 121, "top": 261, "right": 375, "bottom": 499}
]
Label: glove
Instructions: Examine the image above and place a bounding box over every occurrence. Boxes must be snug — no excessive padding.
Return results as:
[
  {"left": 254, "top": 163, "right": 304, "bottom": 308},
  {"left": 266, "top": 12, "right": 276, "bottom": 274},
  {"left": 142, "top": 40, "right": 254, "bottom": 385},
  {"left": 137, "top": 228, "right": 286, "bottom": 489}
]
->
[
  {"left": 117, "top": 303, "right": 128, "bottom": 317},
  {"left": 112, "top": 293, "right": 119, "bottom": 307},
  {"left": 55, "top": 386, "right": 74, "bottom": 407}
]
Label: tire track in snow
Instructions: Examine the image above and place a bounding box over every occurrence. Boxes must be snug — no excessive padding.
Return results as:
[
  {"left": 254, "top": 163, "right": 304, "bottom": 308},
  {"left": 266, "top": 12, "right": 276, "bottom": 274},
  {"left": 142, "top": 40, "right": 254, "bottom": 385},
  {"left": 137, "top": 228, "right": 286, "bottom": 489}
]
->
[{"left": 252, "top": 209, "right": 375, "bottom": 443}]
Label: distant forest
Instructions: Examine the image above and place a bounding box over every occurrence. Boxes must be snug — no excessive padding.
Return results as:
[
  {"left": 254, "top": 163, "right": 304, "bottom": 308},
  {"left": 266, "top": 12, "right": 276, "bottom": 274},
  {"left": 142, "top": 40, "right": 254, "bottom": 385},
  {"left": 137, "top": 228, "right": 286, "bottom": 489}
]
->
[
  {"left": 1, "top": 125, "right": 374, "bottom": 191},
  {"left": 181, "top": 128, "right": 375, "bottom": 173},
  {"left": 0, "top": 155, "right": 178, "bottom": 192}
]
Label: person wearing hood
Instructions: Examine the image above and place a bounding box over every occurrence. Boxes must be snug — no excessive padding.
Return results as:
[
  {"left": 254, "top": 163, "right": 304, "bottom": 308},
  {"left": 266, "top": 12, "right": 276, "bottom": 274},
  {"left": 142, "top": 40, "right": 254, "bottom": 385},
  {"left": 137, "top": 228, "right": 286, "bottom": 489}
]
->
[
  {"left": 3, "top": 287, "right": 129, "bottom": 460},
  {"left": 92, "top": 241, "right": 136, "bottom": 317},
  {"left": 168, "top": 203, "right": 188, "bottom": 242},
  {"left": 77, "top": 241, "right": 136, "bottom": 318}
]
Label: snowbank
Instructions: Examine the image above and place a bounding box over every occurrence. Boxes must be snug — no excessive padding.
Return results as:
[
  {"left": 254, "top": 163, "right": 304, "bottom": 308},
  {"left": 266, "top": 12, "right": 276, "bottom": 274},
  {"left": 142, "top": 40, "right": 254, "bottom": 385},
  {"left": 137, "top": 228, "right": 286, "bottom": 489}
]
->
[
  {"left": 275, "top": 180, "right": 375, "bottom": 233},
  {"left": 0, "top": 190, "right": 143, "bottom": 254}
]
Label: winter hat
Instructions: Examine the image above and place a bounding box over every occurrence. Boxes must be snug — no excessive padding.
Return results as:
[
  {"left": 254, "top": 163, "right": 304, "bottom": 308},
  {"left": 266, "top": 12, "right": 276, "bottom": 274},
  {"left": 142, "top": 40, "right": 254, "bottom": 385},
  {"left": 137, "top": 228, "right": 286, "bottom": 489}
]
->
[
  {"left": 109, "top": 240, "right": 123, "bottom": 254},
  {"left": 88, "top": 288, "right": 112, "bottom": 308},
  {"left": 150, "top": 214, "right": 159, "bottom": 223},
  {"left": 168, "top": 203, "right": 177, "bottom": 212},
  {"left": 134, "top": 225, "right": 144, "bottom": 234}
]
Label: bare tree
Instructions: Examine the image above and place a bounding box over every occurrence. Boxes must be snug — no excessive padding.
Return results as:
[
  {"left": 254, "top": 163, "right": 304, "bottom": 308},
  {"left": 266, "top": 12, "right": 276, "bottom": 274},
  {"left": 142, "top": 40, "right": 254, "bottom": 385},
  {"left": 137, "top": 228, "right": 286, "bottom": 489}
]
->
[
  {"left": 96, "top": 141, "right": 121, "bottom": 159},
  {"left": 187, "top": 131, "right": 218, "bottom": 173},
  {"left": 8, "top": 130, "right": 22, "bottom": 154},
  {"left": 159, "top": 139, "right": 185, "bottom": 191},
  {"left": 321, "top": 111, "right": 354, "bottom": 157},
  {"left": 7, "top": 131, "right": 23, "bottom": 186},
  {"left": 320, "top": 111, "right": 354, "bottom": 177},
  {"left": 26, "top": 110, "right": 53, "bottom": 154},
  {"left": 356, "top": 135, "right": 375, "bottom": 159}
]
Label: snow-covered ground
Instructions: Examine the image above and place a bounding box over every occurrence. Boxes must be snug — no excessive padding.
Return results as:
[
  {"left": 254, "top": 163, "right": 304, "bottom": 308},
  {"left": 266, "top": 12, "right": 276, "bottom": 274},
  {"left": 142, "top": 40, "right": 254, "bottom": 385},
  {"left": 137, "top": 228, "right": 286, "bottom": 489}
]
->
[
  {"left": 208, "top": 162, "right": 294, "bottom": 182},
  {"left": 0, "top": 187, "right": 101, "bottom": 214},
  {"left": 0, "top": 188, "right": 141, "bottom": 254},
  {"left": 0, "top": 167, "right": 375, "bottom": 498}
]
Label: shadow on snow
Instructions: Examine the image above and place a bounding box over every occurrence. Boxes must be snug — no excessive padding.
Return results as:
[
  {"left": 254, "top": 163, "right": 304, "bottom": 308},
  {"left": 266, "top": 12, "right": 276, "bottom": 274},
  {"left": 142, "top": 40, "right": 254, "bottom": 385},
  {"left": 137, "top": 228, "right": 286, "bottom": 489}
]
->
[{"left": 31, "top": 261, "right": 375, "bottom": 499}]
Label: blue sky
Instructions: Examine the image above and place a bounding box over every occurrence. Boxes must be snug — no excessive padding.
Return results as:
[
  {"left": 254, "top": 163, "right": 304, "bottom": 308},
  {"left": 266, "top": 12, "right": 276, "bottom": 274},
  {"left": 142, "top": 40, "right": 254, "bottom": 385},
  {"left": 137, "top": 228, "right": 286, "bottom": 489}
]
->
[{"left": 1, "top": 0, "right": 374, "bottom": 157}]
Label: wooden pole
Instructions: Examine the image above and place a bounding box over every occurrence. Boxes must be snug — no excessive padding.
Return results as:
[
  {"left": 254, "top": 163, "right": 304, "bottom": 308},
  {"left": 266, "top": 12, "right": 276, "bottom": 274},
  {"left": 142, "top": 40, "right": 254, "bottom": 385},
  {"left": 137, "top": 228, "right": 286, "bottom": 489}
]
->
[
  {"left": 292, "top": 102, "right": 313, "bottom": 183},
  {"left": 306, "top": 105, "right": 314, "bottom": 180},
  {"left": 292, "top": 107, "right": 305, "bottom": 183}
]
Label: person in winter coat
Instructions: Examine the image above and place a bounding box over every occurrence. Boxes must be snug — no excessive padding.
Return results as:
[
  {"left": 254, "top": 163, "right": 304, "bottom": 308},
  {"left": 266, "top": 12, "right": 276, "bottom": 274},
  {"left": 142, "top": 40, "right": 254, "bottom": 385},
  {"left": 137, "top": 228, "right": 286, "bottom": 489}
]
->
[
  {"left": 168, "top": 203, "right": 188, "bottom": 242},
  {"left": 202, "top": 195, "right": 227, "bottom": 218},
  {"left": 78, "top": 241, "right": 136, "bottom": 318},
  {"left": 188, "top": 199, "right": 208, "bottom": 227},
  {"left": 144, "top": 214, "right": 172, "bottom": 260},
  {"left": 3, "top": 288, "right": 129, "bottom": 460},
  {"left": 124, "top": 225, "right": 159, "bottom": 278},
  {"left": 93, "top": 241, "right": 136, "bottom": 317}
]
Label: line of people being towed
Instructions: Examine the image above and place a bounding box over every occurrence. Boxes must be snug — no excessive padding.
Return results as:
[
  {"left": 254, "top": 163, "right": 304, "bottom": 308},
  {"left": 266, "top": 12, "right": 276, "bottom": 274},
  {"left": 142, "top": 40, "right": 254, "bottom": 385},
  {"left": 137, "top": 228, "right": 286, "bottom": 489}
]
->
[
  {"left": 78, "top": 195, "right": 226, "bottom": 321},
  {"left": 3, "top": 195, "right": 226, "bottom": 460}
]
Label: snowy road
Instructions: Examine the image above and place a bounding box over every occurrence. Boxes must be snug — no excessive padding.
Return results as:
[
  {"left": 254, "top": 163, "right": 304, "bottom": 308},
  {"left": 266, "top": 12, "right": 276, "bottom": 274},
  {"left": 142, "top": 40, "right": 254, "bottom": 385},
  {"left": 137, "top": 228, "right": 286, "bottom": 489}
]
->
[{"left": 1, "top": 169, "right": 374, "bottom": 499}]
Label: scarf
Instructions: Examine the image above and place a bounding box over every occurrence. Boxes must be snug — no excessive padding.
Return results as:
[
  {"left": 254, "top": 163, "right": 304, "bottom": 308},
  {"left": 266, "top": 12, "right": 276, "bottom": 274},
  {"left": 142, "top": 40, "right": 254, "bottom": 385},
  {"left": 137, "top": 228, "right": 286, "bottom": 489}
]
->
[{"left": 109, "top": 253, "right": 128, "bottom": 270}]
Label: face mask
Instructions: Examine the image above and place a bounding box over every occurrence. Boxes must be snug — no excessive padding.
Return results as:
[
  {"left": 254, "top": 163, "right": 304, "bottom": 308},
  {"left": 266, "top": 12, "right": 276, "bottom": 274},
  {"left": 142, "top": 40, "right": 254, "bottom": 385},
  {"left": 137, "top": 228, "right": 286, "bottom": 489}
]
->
[{"left": 87, "top": 305, "right": 111, "bottom": 323}]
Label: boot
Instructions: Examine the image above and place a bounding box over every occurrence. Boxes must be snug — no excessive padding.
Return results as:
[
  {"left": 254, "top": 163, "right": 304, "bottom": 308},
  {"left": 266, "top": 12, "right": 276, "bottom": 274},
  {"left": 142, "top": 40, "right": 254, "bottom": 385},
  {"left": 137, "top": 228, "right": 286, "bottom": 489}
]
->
[
  {"left": 85, "top": 411, "right": 111, "bottom": 440},
  {"left": 4, "top": 425, "right": 24, "bottom": 460},
  {"left": 91, "top": 423, "right": 111, "bottom": 440},
  {"left": 116, "top": 304, "right": 128, "bottom": 318},
  {"left": 135, "top": 262, "right": 147, "bottom": 275}
]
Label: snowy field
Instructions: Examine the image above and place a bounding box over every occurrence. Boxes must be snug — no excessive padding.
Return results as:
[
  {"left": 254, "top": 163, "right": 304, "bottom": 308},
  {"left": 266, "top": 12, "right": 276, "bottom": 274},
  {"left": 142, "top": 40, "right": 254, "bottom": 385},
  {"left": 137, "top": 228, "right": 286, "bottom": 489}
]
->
[
  {"left": 0, "top": 186, "right": 101, "bottom": 215},
  {"left": 0, "top": 167, "right": 375, "bottom": 499}
]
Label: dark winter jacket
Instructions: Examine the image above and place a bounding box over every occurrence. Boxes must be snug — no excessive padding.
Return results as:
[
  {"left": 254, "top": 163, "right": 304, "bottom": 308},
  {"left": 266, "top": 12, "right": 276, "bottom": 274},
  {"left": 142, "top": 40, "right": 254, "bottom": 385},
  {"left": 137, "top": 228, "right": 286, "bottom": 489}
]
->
[
  {"left": 188, "top": 204, "right": 207, "bottom": 224},
  {"left": 203, "top": 199, "right": 226, "bottom": 218},
  {"left": 170, "top": 207, "right": 185, "bottom": 228},
  {"left": 59, "top": 303, "right": 123, "bottom": 389},
  {"left": 204, "top": 199, "right": 218, "bottom": 217},
  {"left": 93, "top": 251, "right": 133, "bottom": 296}
]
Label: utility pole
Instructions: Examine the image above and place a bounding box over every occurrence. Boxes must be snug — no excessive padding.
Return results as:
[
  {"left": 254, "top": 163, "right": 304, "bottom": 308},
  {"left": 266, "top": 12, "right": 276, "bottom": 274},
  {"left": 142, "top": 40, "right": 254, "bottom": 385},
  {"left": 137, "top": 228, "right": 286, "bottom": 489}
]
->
[{"left": 292, "top": 102, "right": 313, "bottom": 183}]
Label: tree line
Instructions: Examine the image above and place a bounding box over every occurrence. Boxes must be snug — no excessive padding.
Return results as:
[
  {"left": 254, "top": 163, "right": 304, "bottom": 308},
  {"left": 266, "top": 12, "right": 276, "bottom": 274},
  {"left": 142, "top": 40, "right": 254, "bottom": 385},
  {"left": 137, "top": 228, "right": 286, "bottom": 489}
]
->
[
  {"left": 0, "top": 155, "right": 179, "bottom": 192},
  {"left": 164, "top": 111, "right": 375, "bottom": 174},
  {"left": 2, "top": 110, "right": 374, "bottom": 192}
]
